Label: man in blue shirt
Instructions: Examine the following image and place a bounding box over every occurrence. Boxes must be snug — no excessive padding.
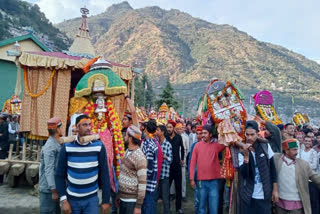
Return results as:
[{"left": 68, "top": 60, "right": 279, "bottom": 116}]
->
[{"left": 55, "top": 115, "right": 111, "bottom": 214}]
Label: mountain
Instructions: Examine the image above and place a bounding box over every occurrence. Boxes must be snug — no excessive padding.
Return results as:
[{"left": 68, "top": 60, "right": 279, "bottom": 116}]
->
[
  {"left": 56, "top": 1, "right": 320, "bottom": 102},
  {"left": 0, "top": 0, "right": 70, "bottom": 51}
]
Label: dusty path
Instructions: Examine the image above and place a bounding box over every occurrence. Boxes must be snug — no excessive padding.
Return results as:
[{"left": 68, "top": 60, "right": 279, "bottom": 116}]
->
[
  {"left": 0, "top": 179, "right": 197, "bottom": 214},
  {"left": 0, "top": 184, "right": 39, "bottom": 214}
]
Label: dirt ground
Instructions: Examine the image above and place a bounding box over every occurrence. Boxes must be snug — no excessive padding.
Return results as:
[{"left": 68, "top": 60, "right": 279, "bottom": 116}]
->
[{"left": 0, "top": 180, "right": 196, "bottom": 214}]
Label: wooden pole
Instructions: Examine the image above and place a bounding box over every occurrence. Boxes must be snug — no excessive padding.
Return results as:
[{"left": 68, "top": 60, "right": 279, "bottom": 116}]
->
[
  {"left": 8, "top": 144, "right": 13, "bottom": 160},
  {"left": 0, "top": 160, "right": 40, "bottom": 165},
  {"left": 16, "top": 139, "right": 19, "bottom": 156},
  {"left": 29, "top": 140, "right": 33, "bottom": 159},
  {"left": 22, "top": 138, "right": 26, "bottom": 161},
  {"left": 36, "top": 146, "right": 41, "bottom": 162},
  {"left": 131, "top": 73, "right": 136, "bottom": 104}
]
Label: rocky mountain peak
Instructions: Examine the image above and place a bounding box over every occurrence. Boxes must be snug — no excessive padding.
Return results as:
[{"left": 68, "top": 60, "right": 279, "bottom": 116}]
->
[{"left": 105, "top": 1, "right": 133, "bottom": 14}]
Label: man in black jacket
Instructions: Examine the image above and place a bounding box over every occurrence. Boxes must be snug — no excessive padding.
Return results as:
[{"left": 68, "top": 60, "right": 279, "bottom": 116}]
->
[
  {"left": 166, "top": 120, "right": 185, "bottom": 214},
  {"left": 0, "top": 113, "right": 9, "bottom": 184},
  {"left": 239, "top": 120, "right": 279, "bottom": 214}
]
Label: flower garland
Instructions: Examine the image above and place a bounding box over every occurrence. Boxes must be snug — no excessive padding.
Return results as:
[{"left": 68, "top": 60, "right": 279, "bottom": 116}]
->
[
  {"left": 23, "top": 67, "right": 55, "bottom": 98},
  {"left": 84, "top": 98, "right": 125, "bottom": 178},
  {"left": 256, "top": 105, "right": 282, "bottom": 125},
  {"left": 106, "top": 99, "right": 125, "bottom": 178}
]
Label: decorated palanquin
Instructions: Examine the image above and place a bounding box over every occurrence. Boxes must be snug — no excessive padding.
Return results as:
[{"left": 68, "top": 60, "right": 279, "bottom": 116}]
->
[
  {"left": 69, "top": 59, "right": 132, "bottom": 192},
  {"left": 2, "top": 95, "right": 22, "bottom": 115},
  {"left": 169, "top": 107, "right": 180, "bottom": 121},
  {"left": 293, "top": 112, "right": 310, "bottom": 126},
  {"left": 2, "top": 7, "right": 137, "bottom": 189},
  {"left": 148, "top": 109, "right": 158, "bottom": 120},
  {"left": 157, "top": 102, "right": 169, "bottom": 124},
  {"left": 16, "top": 51, "right": 135, "bottom": 190},
  {"left": 197, "top": 78, "right": 247, "bottom": 178},
  {"left": 197, "top": 78, "right": 247, "bottom": 214},
  {"left": 136, "top": 107, "right": 148, "bottom": 123},
  {"left": 253, "top": 90, "right": 282, "bottom": 125}
]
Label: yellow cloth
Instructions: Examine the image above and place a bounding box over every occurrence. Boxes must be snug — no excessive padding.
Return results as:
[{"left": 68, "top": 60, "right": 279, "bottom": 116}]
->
[
  {"left": 19, "top": 52, "right": 89, "bottom": 69},
  {"left": 19, "top": 52, "right": 133, "bottom": 80},
  {"left": 69, "top": 97, "right": 88, "bottom": 117}
]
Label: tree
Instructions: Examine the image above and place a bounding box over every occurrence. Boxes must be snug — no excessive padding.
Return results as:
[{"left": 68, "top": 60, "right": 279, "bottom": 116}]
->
[
  {"left": 132, "top": 73, "right": 154, "bottom": 109},
  {"left": 156, "top": 79, "right": 180, "bottom": 110}
]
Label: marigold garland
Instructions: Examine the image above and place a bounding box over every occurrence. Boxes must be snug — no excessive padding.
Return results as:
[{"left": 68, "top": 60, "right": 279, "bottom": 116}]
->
[
  {"left": 83, "top": 98, "right": 125, "bottom": 178},
  {"left": 23, "top": 67, "right": 55, "bottom": 98},
  {"left": 106, "top": 99, "right": 125, "bottom": 178}
]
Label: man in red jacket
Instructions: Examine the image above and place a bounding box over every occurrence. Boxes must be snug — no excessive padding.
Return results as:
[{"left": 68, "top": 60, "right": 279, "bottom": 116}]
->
[{"left": 189, "top": 125, "right": 225, "bottom": 214}]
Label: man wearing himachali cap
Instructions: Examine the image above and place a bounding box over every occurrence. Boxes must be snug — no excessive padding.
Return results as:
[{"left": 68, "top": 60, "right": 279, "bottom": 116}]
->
[
  {"left": 39, "top": 117, "right": 63, "bottom": 214},
  {"left": 118, "top": 125, "right": 147, "bottom": 214},
  {"left": 274, "top": 139, "right": 320, "bottom": 214}
]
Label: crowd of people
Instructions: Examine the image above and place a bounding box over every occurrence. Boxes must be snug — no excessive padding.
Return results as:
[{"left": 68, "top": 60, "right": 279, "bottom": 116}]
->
[
  {"left": 1, "top": 110, "right": 320, "bottom": 214},
  {"left": 0, "top": 112, "right": 21, "bottom": 184}
]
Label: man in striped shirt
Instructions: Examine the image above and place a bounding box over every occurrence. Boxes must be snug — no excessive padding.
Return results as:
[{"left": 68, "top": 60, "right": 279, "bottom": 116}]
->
[
  {"left": 55, "top": 115, "right": 111, "bottom": 214},
  {"left": 141, "top": 119, "right": 159, "bottom": 214}
]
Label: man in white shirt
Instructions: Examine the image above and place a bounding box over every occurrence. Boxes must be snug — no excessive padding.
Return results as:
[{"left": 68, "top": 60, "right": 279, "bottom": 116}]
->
[
  {"left": 175, "top": 122, "right": 189, "bottom": 201},
  {"left": 239, "top": 120, "right": 279, "bottom": 214},
  {"left": 8, "top": 115, "right": 20, "bottom": 150},
  {"left": 188, "top": 125, "right": 197, "bottom": 148}
]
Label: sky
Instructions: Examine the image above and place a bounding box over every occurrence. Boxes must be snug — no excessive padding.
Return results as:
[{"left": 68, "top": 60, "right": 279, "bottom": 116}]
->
[{"left": 26, "top": 0, "right": 320, "bottom": 62}]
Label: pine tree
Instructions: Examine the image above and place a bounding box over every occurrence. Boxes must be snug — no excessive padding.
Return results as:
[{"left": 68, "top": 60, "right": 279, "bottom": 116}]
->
[{"left": 156, "top": 80, "right": 180, "bottom": 109}]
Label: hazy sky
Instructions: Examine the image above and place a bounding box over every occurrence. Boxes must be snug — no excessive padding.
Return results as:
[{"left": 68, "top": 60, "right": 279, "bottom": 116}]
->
[{"left": 26, "top": 0, "right": 320, "bottom": 62}]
